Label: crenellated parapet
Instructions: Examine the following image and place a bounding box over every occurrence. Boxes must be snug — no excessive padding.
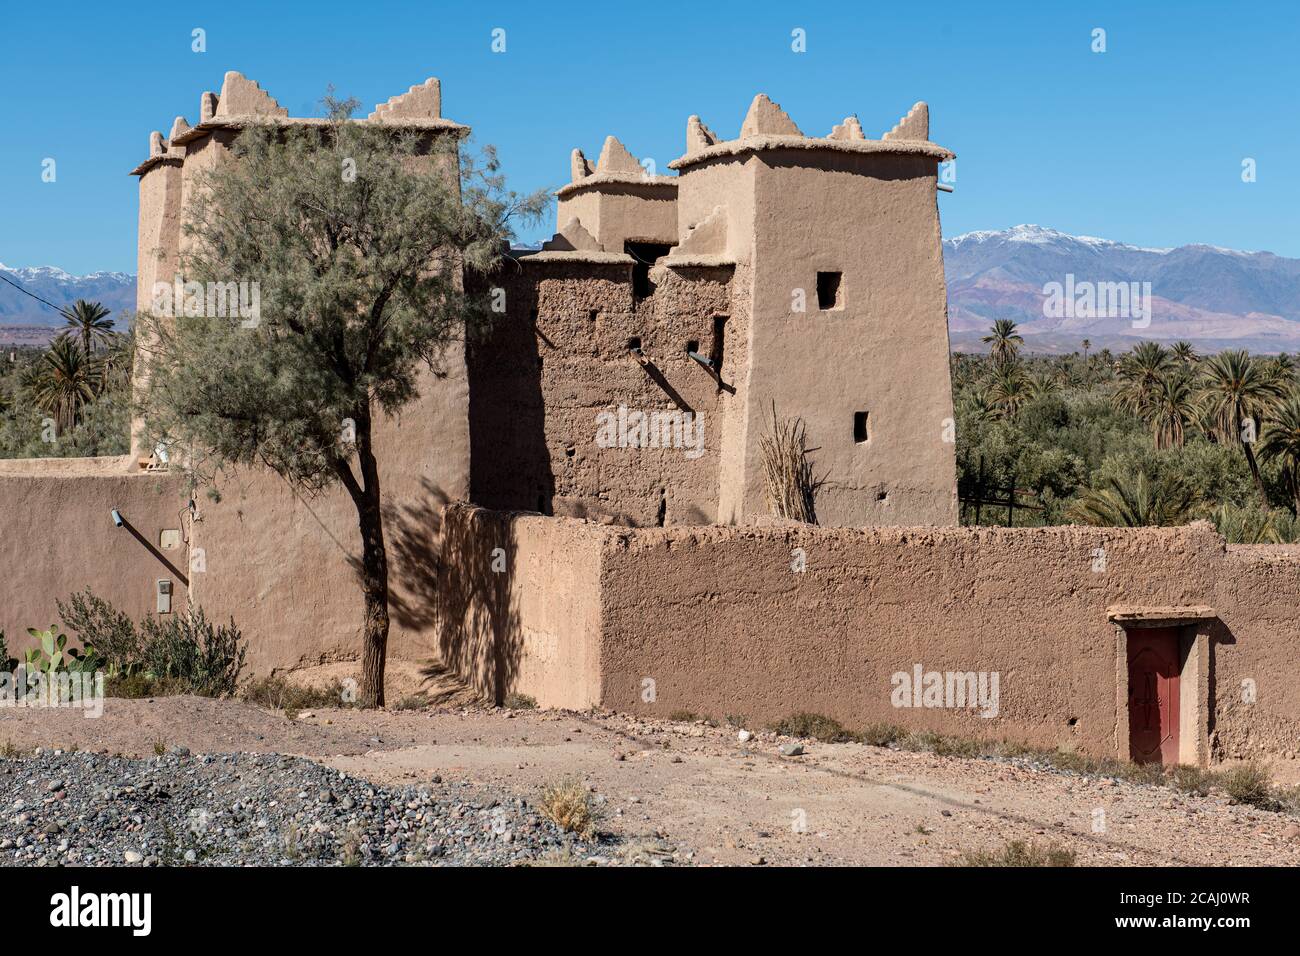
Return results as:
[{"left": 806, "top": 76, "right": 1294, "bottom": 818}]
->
[
  {"left": 130, "top": 71, "right": 467, "bottom": 178},
  {"left": 546, "top": 135, "right": 678, "bottom": 257},
  {"left": 669, "top": 93, "right": 953, "bottom": 170},
  {"left": 367, "top": 77, "right": 442, "bottom": 122}
]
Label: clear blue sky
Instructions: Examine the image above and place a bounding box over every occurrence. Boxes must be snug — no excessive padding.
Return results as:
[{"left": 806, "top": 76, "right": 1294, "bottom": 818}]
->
[{"left": 1, "top": 0, "right": 1295, "bottom": 274}]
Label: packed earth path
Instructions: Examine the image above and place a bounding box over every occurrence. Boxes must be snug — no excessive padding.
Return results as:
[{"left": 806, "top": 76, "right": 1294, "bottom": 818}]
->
[{"left": 2, "top": 690, "right": 1298, "bottom": 866}]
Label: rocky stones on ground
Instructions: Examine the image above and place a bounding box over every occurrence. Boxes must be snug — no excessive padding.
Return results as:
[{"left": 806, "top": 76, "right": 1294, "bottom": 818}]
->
[{"left": 0, "top": 750, "right": 634, "bottom": 867}]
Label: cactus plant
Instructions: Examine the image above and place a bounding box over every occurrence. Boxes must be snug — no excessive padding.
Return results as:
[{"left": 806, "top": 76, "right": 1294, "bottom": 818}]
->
[{"left": 23, "top": 627, "right": 100, "bottom": 675}]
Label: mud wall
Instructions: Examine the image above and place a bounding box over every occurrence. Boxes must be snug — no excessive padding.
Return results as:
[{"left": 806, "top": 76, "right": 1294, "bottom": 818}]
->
[
  {"left": 1212, "top": 546, "right": 1300, "bottom": 759},
  {"left": 437, "top": 505, "right": 602, "bottom": 708},
  {"left": 469, "top": 261, "right": 747, "bottom": 527},
  {"left": 0, "top": 459, "right": 185, "bottom": 654},
  {"left": 439, "top": 508, "right": 1300, "bottom": 762},
  {"left": 597, "top": 522, "right": 1221, "bottom": 755},
  {"left": 744, "top": 151, "right": 958, "bottom": 527}
]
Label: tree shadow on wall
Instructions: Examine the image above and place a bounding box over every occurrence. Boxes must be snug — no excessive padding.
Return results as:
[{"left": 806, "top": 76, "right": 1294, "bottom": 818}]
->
[
  {"left": 342, "top": 478, "right": 451, "bottom": 633},
  {"left": 434, "top": 508, "right": 523, "bottom": 704},
  {"left": 378, "top": 478, "right": 451, "bottom": 632}
]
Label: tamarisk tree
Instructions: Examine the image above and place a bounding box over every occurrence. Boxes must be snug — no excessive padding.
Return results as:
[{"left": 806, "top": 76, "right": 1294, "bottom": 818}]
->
[{"left": 141, "top": 99, "right": 546, "bottom": 706}]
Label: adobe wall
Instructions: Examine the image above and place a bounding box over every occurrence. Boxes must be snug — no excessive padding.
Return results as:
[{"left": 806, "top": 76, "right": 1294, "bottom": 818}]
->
[
  {"left": 596, "top": 522, "right": 1221, "bottom": 755},
  {"left": 439, "top": 507, "right": 1300, "bottom": 762},
  {"left": 0, "top": 458, "right": 186, "bottom": 653},
  {"left": 437, "top": 505, "right": 603, "bottom": 708},
  {"left": 469, "top": 259, "right": 748, "bottom": 526},
  {"left": 1212, "top": 546, "right": 1300, "bottom": 759},
  {"left": 555, "top": 181, "right": 678, "bottom": 249}
]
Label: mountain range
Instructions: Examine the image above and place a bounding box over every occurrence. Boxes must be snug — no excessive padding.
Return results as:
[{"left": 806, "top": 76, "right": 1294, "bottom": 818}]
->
[
  {"left": 0, "top": 263, "right": 135, "bottom": 345},
  {"left": 4, "top": 226, "right": 1300, "bottom": 352},
  {"left": 944, "top": 225, "right": 1300, "bottom": 353}
]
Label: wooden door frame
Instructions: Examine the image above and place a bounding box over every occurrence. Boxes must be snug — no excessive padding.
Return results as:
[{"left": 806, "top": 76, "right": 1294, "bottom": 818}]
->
[{"left": 1111, "top": 612, "right": 1214, "bottom": 767}]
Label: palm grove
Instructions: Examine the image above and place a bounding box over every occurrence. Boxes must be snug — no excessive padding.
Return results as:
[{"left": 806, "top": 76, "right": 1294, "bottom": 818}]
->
[
  {"left": 0, "top": 300, "right": 132, "bottom": 456},
  {"left": 957, "top": 319, "right": 1300, "bottom": 541}
]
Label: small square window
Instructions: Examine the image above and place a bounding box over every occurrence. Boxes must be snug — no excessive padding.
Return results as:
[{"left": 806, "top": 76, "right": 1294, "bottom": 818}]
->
[
  {"left": 817, "top": 271, "right": 843, "bottom": 311},
  {"left": 853, "top": 411, "right": 870, "bottom": 443}
]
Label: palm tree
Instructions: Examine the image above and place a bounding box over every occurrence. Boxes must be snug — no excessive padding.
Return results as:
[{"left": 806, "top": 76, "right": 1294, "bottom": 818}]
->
[
  {"left": 987, "top": 361, "right": 1030, "bottom": 418},
  {"left": 1113, "top": 341, "right": 1172, "bottom": 419},
  {"left": 1080, "top": 338, "right": 1092, "bottom": 387},
  {"left": 1196, "top": 349, "right": 1286, "bottom": 502},
  {"left": 958, "top": 386, "right": 999, "bottom": 426},
  {"left": 29, "top": 336, "right": 102, "bottom": 432},
  {"left": 983, "top": 319, "right": 1023, "bottom": 367},
  {"left": 1147, "top": 372, "right": 1196, "bottom": 450},
  {"left": 1170, "top": 341, "right": 1198, "bottom": 367},
  {"left": 1209, "top": 503, "right": 1289, "bottom": 544},
  {"left": 61, "top": 299, "right": 115, "bottom": 359},
  {"left": 1259, "top": 396, "right": 1300, "bottom": 514},
  {"left": 1067, "top": 471, "right": 1197, "bottom": 527},
  {"left": 1028, "top": 370, "right": 1062, "bottom": 401},
  {"left": 1264, "top": 352, "right": 1296, "bottom": 388}
]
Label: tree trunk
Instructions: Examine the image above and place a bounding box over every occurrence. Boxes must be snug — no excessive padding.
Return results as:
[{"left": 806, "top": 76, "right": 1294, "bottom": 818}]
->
[
  {"left": 353, "top": 411, "right": 389, "bottom": 708},
  {"left": 1242, "top": 440, "right": 1269, "bottom": 506}
]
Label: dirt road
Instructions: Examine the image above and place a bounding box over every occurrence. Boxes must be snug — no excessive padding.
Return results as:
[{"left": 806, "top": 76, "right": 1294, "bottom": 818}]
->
[{"left": 3, "top": 694, "right": 1297, "bottom": 866}]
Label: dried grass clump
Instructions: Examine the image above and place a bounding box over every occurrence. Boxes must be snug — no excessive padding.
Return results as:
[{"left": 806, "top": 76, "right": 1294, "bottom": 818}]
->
[
  {"left": 759, "top": 402, "right": 820, "bottom": 524},
  {"left": 539, "top": 779, "right": 599, "bottom": 838},
  {"left": 960, "top": 840, "right": 1076, "bottom": 867}
]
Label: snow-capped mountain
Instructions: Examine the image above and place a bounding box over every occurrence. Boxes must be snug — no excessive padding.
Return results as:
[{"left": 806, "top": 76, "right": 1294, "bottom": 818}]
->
[
  {"left": 944, "top": 225, "right": 1300, "bottom": 353},
  {"left": 0, "top": 263, "right": 134, "bottom": 343}
]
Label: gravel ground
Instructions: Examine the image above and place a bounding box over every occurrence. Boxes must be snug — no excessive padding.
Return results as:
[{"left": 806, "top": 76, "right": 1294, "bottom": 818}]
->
[{"left": 0, "top": 748, "right": 635, "bottom": 867}]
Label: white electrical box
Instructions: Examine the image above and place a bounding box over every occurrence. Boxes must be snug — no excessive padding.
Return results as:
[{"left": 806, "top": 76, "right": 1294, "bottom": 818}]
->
[{"left": 157, "top": 579, "right": 172, "bottom": 614}]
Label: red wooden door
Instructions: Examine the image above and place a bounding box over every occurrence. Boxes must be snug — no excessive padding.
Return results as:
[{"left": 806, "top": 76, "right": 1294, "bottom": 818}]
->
[{"left": 1127, "top": 628, "right": 1181, "bottom": 765}]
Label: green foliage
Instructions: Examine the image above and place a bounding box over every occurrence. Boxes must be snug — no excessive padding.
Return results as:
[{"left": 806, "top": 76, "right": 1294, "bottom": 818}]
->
[
  {"left": 61, "top": 299, "right": 116, "bottom": 358},
  {"left": 0, "top": 323, "right": 133, "bottom": 459},
  {"left": 0, "top": 631, "right": 13, "bottom": 671},
  {"left": 956, "top": 329, "right": 1300, "bottom": 528},
  {"left": 57, "top": 590, "right": 246, "bottom": 697},
  {"left": 1067, "top": 471, "right": 1198, "bottom": 527},
  {"left": 57, "top": 588, "right": 139, "bottom": 674},
  {"left": 1211, "top": 502, "right": 1300, "bottom": 544},
  {"left": 140, "top": 116, "right": 547, "bottom": 492},
  {"left": 21, "top": 626, "right": 100, "bottom": 675},
  {"left": 137, "top": 610, "right": 247, "bottom": 698}
]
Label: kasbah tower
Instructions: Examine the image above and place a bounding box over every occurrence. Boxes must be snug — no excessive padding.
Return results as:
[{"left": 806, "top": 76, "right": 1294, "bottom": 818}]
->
[{"left": 476, "top": 87, "right": 958, "bottom": 529}]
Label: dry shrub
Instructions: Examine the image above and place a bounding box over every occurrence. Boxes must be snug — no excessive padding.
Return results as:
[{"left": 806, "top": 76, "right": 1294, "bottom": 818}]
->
[
  {"left": 759, "top": 402, "right": 820, "bottom": 524},
  {"left": 960, "top": 840, "right": 1076, "bottom": 867},
  {"left": 539, "top": 779, "right": 598, "bottom": 838}
]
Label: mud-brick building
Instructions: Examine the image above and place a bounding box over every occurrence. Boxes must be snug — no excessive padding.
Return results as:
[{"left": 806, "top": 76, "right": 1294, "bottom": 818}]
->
[{"left": 474, "top": 94, "right": 957, "bottom": 528}]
